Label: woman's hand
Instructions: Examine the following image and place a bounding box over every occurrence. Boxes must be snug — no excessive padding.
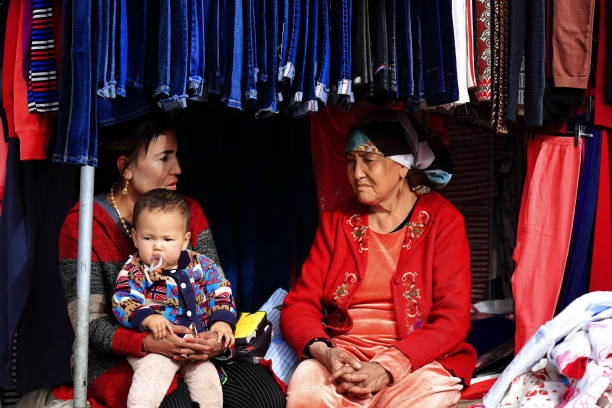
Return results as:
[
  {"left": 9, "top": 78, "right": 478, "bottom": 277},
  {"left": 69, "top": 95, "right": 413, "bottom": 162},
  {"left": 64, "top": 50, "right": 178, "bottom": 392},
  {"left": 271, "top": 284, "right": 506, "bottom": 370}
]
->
[
  {"left": 181, "top": 331, "right": 226, "bottom": 361},
  {"left": 142, "top": 325, "right": 192, "bottom": 360},
  {"left": 309, "top": 342, "right": 362, "bottom": 377},
  {"left": 332, "top": 362, "right": 392, "bottom": 398}
]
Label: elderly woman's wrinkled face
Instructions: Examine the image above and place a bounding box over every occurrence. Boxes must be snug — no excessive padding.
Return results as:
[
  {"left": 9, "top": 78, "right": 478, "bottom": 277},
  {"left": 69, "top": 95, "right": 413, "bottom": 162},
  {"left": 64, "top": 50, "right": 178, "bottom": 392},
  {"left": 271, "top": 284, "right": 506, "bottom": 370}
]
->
[
  {"left": 346, "top": 151, "right": 406, "bottom": 206},
  {"left": 124, "top": 130, "right": 182, "bottom": 197}
]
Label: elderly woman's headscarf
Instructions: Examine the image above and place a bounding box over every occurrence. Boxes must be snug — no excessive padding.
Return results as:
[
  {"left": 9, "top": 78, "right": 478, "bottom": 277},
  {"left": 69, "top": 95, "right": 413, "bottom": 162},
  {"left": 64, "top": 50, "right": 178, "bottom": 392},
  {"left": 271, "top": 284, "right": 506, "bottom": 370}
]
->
[{"left": 344, "top": 111, "right": 453, "bottom": 192}]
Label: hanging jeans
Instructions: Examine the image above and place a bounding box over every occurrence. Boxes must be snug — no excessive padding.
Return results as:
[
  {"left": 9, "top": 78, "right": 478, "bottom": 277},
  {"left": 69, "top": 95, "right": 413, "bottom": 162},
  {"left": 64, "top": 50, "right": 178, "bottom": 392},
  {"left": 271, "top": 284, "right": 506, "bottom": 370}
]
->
[
  {"left": 556, "top": 125, "right": 602, "bottom": 311},
  {"left": 590, "top": 130, "right": 612, "bottom": 291},
  {"left": 126, "top": 0, "right": 147, "bottom": 89},
  {"left": 419, "top": 0, "right": 446, "bottom": 99},
  {"left": 157, "top": 0, "right": 189, "bottom": 111},
  {"left": 53, "top": 0, "right": 98, "bottom": 166},
  {"left": 512, "top": 136, "right": 581, "bottom": 351},
  {"left": 352, "top": 0, "right": 372, "bottom": 98},
  {"left": 243, "top": 0, "right": 257, "bottom": 103},
  {"left": 187, "top": 0, "right": 206, "bottom": 97},
  {"left": 295, "top": 0, "right": 319, "bottom": 116},
  {"left": 397, "top": 0, "right": 414, "bottom": 99},
  {"left": 371, "top": 0, "right": 388, "bottom": 97},
  {"left": 426, "top": 0, "right": 459, "bottom": 106},
  {"left": 410, "top": 0, "right": 425, "bottom": 106},
  {"left": 254, "top": 0, "right": 279, "bottom": 117},
  {"left": 279, "top": 0, "right": 300, "bottom": 86},
  {"left": 331, "top": 0, "right": 353, "bottom": 104},
  {"left": 223, "top": 0, "right": 244, "bottom": 109},
  {"left": 289, "top": 0, "right": 310, "bottom": 108},
  {"left": 506, "top": 0, "right": 545, "bottom": 127},
  {"left": 315, "top": 0, "right": 330, "bottom": 105}
]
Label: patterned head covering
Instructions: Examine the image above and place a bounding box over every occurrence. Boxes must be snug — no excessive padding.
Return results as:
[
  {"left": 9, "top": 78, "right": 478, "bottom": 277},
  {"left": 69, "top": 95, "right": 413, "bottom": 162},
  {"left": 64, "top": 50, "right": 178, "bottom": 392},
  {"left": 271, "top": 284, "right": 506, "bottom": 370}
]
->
[{"left": 345, "top": 111, "right": 453, "bottom": 188}]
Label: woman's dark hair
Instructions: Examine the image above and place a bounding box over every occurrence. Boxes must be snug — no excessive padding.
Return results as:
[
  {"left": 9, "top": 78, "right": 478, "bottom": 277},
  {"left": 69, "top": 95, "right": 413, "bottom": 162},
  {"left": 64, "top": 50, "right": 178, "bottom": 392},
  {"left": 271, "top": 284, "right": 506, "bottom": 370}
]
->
[{"left": 95, "top": 114, "right": 175, "bottom": 193}]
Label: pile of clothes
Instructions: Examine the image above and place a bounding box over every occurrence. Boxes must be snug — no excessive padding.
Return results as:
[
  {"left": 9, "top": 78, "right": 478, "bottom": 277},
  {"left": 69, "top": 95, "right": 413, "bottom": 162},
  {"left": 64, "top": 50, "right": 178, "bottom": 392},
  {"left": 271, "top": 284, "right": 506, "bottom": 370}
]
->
[{"left": 484, "top": 292, "right": 612, "bottom": 408}]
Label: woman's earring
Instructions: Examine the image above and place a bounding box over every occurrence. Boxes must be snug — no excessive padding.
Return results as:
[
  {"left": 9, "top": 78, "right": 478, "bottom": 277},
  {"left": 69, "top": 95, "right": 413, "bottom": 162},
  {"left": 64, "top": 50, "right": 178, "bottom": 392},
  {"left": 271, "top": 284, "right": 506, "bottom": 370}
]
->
[
  {"left": 412, "top": 185, "right": 431, "bottom": 195},
  {"left": 122, "top": 179, "right": 129, "bottom": 195}
]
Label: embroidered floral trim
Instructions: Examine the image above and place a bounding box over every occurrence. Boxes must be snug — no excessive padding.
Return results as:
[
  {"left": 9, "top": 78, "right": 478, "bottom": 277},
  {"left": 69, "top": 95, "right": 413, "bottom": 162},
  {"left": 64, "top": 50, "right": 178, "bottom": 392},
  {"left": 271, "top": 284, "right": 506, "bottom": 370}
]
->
[
  {"left": 402, "top": 210, "right": 431, "bottom": 249},
  {"left": 333, "top": 272, "right": 358, "bottom": 302},
  {"left": 401, "top": 271, "right": 421, "bottom": 333},
  {"left": 347, "top": 214, "right": 369, "bottom": 252}
]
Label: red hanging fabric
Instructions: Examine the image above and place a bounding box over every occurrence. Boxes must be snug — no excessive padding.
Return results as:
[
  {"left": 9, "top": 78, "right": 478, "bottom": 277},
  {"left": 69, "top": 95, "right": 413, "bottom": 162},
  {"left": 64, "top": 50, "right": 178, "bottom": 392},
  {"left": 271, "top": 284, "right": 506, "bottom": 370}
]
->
[{"left": 589, "top": 130, "right": 612, "bottom": 291}]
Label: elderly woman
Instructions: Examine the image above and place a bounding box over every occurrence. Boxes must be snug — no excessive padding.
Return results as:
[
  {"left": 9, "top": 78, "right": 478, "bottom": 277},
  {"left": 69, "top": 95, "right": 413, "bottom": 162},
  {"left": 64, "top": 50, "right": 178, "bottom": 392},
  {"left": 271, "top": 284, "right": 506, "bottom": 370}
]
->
[
  {"left": 59, "top": 115, "right": 285, "bottom": 408},
  {"left": 281, "top": 111, "right": 477, "bottom": 407}
]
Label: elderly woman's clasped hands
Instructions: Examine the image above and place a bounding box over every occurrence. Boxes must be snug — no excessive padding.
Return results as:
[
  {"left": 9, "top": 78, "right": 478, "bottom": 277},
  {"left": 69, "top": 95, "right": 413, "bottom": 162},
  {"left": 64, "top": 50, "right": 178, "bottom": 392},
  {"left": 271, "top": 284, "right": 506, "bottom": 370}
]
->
[{"left": 309, "top": 342, "right": 393, "bottom": 399}]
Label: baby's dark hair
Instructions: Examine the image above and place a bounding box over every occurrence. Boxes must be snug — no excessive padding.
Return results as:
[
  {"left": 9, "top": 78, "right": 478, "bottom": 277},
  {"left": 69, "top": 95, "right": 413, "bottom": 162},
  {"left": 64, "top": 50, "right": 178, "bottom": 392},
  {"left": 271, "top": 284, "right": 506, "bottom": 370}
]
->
[{"left": 133, "top": 189, "right": 190, "bottom": 231}]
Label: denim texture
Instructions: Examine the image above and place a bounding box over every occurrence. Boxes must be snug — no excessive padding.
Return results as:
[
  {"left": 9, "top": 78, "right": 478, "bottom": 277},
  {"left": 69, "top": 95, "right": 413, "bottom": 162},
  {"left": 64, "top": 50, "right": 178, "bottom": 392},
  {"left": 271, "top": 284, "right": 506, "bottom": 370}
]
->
[
  {"left": 244, "top": 0, "right": 258, "bottom": 103},
  {"left": 397, "top": 0, "right": 414, "bottom": 99},
  {"left": 289, "top": 0, "right": 310, "bottom": 108},
  {"left": 126, "top": 0, "right": 147, "bottom": 89},
  {"left": 53, "top": 0, "right": 98, "bottom": 166},
  {"left": 426, "top": 0, "right": 459, "bottom": 105},
  {"left": 331, "top": 0, "right": 353, "bottom": 106},
  {"left": 223, "top": 0, "right": 244, "bottom": 109},
  {"left": 254, "top": 0, "right": 279, "bottom": 117},
  {"left": 315, "top": 0, "right": 330, "bottom": 105},
  {"left": 420, "top": 0, "right": 446, "bottom": 98}
]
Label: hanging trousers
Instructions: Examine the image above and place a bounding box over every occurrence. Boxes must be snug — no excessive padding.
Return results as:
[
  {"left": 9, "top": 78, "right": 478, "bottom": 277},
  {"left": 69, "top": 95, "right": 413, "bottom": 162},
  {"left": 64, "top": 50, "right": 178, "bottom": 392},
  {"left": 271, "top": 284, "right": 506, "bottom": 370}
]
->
[
  {"left": 506, "top": 0, "right": 545, "bottom": 127},
  {"left": 590, "top": 130, "right": 612, "bottom": 291},
  {"left": 512, "top": 136, "right": 581, "bottom": 351},
  {"left": 552, "top": 0, "right": 596, "bottom": 88},
  {"left": 556, "top": 126, "right": 602, "bottom": 312}
]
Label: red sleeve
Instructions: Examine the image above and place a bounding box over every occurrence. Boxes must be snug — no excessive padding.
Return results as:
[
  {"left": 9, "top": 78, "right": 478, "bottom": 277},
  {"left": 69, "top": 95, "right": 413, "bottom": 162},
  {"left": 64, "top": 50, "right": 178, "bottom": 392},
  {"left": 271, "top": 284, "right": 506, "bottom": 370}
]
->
[
  {"left": 184, "top": 196, "right": 209, "bottom": 248},
  {"left": 111, "top": 328, "right": 148, "bottom": 357},
  {"left": 393, "top": 211, "right": 472, "bottom": 371},
  {"left": 281, "top": 211, "right": 336, "bottom": 356}
]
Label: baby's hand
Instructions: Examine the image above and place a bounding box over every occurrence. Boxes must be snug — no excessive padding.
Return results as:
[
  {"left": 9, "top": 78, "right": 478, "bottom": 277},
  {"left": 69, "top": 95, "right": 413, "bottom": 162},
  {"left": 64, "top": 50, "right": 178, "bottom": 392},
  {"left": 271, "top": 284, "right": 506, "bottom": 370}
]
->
[
  {"left": 210, "top": 321, "right": 235, "bottom": 348},
  {"left": 142, "top": 314, "right": 174, "bottom": 340}
]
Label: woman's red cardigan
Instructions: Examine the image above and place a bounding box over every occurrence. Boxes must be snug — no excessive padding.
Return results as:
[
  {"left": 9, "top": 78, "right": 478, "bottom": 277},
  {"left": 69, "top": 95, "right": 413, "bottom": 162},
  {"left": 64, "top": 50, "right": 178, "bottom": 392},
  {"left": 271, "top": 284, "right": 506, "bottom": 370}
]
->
[{"left": 281, "top": 191, "right": 477, "bottom": 386}]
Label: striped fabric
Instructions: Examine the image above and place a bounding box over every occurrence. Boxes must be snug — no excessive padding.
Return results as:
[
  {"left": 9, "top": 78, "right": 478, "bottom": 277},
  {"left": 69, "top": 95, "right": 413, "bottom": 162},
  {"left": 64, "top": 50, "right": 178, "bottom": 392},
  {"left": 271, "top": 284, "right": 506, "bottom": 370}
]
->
[
  {"left": 261, "top": 288, "right": 299, "bottom": 385},
  {"left": 27, "top": 0, "right": 59, "bottom": 112},
  {"left": 443, "top": 119, "right": 502, "bottom": 302}
]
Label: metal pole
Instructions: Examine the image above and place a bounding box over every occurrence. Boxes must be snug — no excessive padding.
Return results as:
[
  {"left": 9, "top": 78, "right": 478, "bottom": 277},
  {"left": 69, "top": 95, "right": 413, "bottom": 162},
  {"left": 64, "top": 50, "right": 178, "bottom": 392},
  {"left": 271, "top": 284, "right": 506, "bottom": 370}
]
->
[{"left": 73, "top": 165, "right": 95, "bottom": 408}]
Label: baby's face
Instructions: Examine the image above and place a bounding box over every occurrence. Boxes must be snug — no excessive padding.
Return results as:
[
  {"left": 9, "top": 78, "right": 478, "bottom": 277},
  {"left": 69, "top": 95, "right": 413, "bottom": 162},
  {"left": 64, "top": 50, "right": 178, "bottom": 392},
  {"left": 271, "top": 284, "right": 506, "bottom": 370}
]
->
[{"left": 132, "top": 208, "right": 190, "bottom": 269}]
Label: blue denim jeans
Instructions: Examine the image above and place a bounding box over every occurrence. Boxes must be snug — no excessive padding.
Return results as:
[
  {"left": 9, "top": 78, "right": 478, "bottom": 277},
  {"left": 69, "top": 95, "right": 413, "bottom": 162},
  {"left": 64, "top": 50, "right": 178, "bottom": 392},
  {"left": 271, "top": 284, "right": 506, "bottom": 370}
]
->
[
  {"left": 96, "top": 0, "right": 110, "bottom": 98},
  {"left": 254, "top": 0, "right": 279, "bottom": 117},
  {"left": 396, "top": 0, "right": 414, "bottom": 99},
  {"left": 410, "top": 0, "right": 424, "bottom": 106},
  {"left": 206, "top": 0, "right": 224, "bottom": 94},
  {"left": 279, "top": 0, "right": 300, "bottom": 84},
  {"left": 315, "top": 0, "right": 330, "bottom": 105},
  {"left": 289, "top": 0, "right": 310, "bottom": 108},
  {"left": 244, "top": 0, "right": 258, "bottom": 103},
  {"left": 115, "top": 0, "right": 127, "bottom": 97},
  {"left": 294, "top": 0, "right": 320, "bottom": 116},
  {"left": 158, "top": 0, "right": 189, "bottom": 111},
  {"left": 223, "top": 0, "right": 244, "bottom": 109},
  {"left": 332, "top": 0, "right": 353, "bottom": 105},
  {"left": 53, "top": 0, "right": 98, "bottom": 166},
  {"left": 187, "top": 0, "right": 206, "bottom": 97},
  {"left": 419, "top": 0, "right": 446, "bottom": 99},
  {"left": 126, "top": 0, "right": 147, "bottom": 89},
  {"left": 155, "top": 0, "right": 171, "bottom": 97},
  {"left": 426, "top": 0, "right": 459, "bottom": 105}
]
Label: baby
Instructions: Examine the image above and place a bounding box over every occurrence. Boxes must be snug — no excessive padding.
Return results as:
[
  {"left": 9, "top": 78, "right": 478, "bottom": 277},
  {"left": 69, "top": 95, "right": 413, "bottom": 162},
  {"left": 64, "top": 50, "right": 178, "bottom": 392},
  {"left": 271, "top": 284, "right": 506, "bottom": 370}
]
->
[{"left": 112, "top": 188, "right": 235, "bottom": 408}]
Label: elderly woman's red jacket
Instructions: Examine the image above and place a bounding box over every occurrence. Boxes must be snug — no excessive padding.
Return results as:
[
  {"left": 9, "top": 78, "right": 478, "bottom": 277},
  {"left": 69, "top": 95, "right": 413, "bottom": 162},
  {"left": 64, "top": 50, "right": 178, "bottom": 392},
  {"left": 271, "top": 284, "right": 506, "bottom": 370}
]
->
[{"left": 281, "top": 191, "right": 477, "bottom": 386}]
